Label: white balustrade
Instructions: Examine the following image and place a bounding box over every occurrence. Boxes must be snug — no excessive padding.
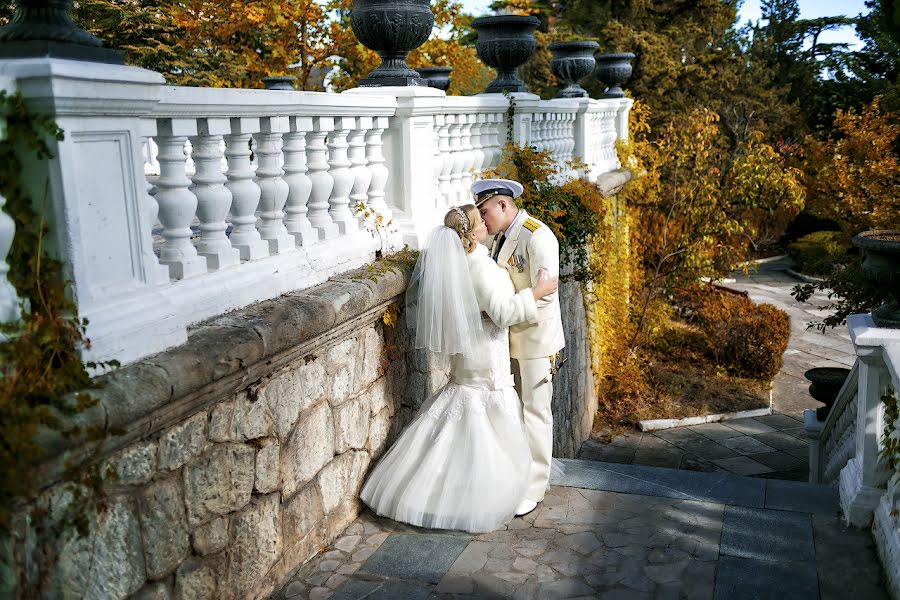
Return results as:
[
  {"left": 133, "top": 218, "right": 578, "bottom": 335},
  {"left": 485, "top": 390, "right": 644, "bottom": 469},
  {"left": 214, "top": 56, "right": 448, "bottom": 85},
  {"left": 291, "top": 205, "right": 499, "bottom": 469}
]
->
[
  {"left": 349, "top": 116, "right": 373, "bottom": 223},
  {"left": 307, "top": 117, "right": 338, "bottom": 239},
  {"left": 225, "top": 118, "right": 269, "bottom": 261},
  {"left": 191, "top": 118, "right": 240, "bottom": 270},
  {"left": 3, "top": 61, "right": 627, "bottom": 367},
  {"left": 282, "top": 116, "right": 318, "bottom": 246},
  {"left": 0, "top": 113, "right": 18, "bottom": 329},
  {"left": 155, "top": 118, "right": 208, "bottom": 280},
  {"left": 365, "top": 117, "right": 390, "bottom": 218},
  {"left": 255, "top": 116, "right": 294, "bottom": 254}
]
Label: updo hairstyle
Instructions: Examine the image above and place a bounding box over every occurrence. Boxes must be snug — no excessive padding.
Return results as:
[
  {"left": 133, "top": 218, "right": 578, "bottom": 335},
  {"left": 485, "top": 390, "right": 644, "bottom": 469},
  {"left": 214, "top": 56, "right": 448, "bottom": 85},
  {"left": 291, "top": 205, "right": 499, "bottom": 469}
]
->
[{"left": 443, "top": 204, "right": 480, "bottom": 253}]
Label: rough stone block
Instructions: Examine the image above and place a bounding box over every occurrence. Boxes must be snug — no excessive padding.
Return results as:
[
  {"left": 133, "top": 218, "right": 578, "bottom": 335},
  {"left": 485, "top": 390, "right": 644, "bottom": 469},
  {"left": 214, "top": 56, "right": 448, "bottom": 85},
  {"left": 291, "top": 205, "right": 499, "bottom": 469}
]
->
[
  {"left": 106, "top": 441, "right": 156, "bottom": 485},
  {"left": 192, "top": 516, "right": 228, "bottom": 557},
  {"left": 368, "top": 377, "right": 390, "bottom": 417},
  {"left": 325, "top": 337, "right": 363, "bottom": 405},
  {"left": 132, "top": 581, "right": 171, "bottom": 600},
  {"left": 228, "top": 493, "right": 282, "bottom": 597},
  {"left": 334, "top": 395, "right": 371, "bottom": 453},
  {"left": 281, "top": 402, "right": 335, "bottom": 499},
  {"left": 138, "top": 478, "right": 190, "bottom": 580},
  {"left": 174, "top": 557, "right": 217, "bottom": 600},
  {"left": 209, "top": 393, "right": 272, "bottom": 442},
  {"left": 255, "top": 438, "right": 280, "bottom": 494},
  {"left": 284, "top": 483, "right": 324, "bottom": 545},
  {"left": 183, "top": 443, "right": 255, "bottom": 526},
  {"left": 45, "top": 493, "right": 147, "bottom": 600},
  {"left": 368, "top": 408, "right": 392, "bottom": 460},
  {"left": 158, "top": 411, "right": 209, "bottom": 471},
  {"left": 264, "top": 357, "right": 326, "bottom": 441},
  {"left": 359, "top": 327, "right": 384, "bottom": 388},
  {"left": 318, "top": 450, "right": 370, "bottom": 514}
]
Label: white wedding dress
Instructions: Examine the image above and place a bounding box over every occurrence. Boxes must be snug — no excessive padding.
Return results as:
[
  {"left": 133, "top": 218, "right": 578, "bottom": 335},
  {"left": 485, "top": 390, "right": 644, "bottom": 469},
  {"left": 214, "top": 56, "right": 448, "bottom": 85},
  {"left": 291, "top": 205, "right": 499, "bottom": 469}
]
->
[{"left": 360, "top": 244, "right": 537, "bottom": 533}]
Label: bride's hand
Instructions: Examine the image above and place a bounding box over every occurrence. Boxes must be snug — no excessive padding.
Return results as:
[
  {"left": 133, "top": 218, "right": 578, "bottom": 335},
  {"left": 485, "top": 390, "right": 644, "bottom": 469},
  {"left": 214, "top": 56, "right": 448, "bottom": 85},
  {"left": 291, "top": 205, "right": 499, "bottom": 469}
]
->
[{"left": 532, "top": 268, "right": 558, "bottom": 300}]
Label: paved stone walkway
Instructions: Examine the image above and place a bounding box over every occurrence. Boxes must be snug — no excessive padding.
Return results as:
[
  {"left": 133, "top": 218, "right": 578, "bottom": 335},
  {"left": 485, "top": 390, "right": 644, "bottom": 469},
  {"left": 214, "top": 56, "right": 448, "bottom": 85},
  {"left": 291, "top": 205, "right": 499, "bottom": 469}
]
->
[
  {"left": 582, "top": 257, "right": 856, "bottom": 482},
  {"left": 271, "top": 459, "right": 886, "bottom": 600}
]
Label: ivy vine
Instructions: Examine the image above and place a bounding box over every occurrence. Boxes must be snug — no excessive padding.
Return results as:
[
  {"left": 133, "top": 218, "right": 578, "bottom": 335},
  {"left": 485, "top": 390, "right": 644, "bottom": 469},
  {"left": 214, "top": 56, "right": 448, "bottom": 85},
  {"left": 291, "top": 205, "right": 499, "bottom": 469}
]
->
[
  {"left": 882, "top": 387, "right": 900, "bottom": 471},
  {"left": 0, "top": 91, "right": 117, "bottom": 544}
]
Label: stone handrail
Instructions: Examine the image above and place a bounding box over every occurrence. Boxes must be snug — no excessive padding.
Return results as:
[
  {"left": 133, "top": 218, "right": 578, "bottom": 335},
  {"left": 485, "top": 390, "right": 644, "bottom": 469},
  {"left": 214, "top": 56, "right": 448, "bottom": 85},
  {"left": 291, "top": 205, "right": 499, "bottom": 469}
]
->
[
  {"left": 0, "top": 59, "right": 630, "bottom": 368},
  {"left": 811, "top": 362, "right": 859, "bottom": 483}
]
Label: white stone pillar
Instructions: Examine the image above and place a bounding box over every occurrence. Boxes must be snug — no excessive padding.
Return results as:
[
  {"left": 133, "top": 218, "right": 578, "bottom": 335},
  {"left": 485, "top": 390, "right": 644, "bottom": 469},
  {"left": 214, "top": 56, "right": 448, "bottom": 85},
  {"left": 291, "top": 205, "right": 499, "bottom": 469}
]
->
[
  {"left": 190, "top": 118, "right": 239, "bottom": 270},
  {"left": 254, "top": 116, "right": 294, "bottom": 254},
  {"left": 506, "top": 93, "right": 539, "bottom": 147},
  {"left": 471, "top": 115, "right": 486, "bottom": 181},
  {"left": 459, "top": 116, "right": 475, "bottom": 203},
  {"left": 447, "top": 114, "right": 464, "bottom": 205},
  {"left": 0, "top": 59, "right": 186, "bottom": 365},
  {"left": 282, "top": 116, "right": 317, "bottom": 247},
  {"left": 306, "top": 117, "right": 339, "bottom": 239},
  {"left": 436, "top": 115, "right": 453, "bottom": 206},
  {"left": 615, "top": 97, "right": 633, "bottom": 145},
  {"left": 155, "top": 118, "right": 208, "bottom": 280},
  {"left": 0, "top": 112, "right": 17, "bottom": 329},
  {"left": 365, "top": 117, "right": 390, "bottom": 218},
  {"left": 573, "top": 99, "right": 589, "bottom": 166},
  {"left": 225, "top": 117, "right": 269, "bottom": 261},
  {"left": 349, "top": 116, "right": 373, "bottom": 220},
  {"left": 327, "top": 116, "right": 358, "bottom": 234}
]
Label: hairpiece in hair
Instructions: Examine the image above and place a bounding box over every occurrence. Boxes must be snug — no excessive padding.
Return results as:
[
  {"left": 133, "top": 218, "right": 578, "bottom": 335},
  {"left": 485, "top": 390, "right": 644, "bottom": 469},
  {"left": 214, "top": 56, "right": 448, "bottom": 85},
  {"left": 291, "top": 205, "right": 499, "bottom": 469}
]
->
[{"left": 452, "top": 206, "right": 469, "bottom": 233}]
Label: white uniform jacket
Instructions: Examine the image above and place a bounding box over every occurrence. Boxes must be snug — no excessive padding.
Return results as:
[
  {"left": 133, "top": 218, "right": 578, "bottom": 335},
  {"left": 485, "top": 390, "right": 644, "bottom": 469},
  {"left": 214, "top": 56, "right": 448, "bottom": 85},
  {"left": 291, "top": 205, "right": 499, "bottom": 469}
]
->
[{"left": 490, "top": 210, "right": 566, "bottom": 359}]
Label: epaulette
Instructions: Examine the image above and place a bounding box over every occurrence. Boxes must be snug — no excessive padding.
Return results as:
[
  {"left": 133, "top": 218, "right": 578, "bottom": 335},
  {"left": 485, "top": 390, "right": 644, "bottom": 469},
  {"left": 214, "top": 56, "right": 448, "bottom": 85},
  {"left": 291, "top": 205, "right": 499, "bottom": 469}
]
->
[{"left": 522, "top": 218, "right": 540, "bottom": 233}]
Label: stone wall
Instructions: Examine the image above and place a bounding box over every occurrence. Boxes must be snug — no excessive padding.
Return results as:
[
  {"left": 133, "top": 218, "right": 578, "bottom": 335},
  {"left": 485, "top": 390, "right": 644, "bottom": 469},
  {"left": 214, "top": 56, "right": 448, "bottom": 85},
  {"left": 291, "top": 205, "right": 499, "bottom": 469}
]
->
[{"left": 6, "top": 257, "right": 595, "bottom": 600}]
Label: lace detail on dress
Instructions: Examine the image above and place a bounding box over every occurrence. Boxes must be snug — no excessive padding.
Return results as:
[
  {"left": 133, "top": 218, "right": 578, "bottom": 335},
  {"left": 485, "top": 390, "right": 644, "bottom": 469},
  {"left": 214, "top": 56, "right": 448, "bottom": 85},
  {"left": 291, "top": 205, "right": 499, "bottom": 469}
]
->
[{"left": 425, "top": 383, "right": 520, "bottom": 440}]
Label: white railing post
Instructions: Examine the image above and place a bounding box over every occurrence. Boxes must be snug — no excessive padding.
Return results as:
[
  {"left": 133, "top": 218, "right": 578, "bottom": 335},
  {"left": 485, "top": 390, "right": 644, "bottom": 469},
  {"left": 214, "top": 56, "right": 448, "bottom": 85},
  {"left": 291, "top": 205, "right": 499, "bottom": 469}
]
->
[
  {"left": 0, "top": 109, "right": 17, "bottom": 329},
  {"left": 282, "top": 116, "right": 317, "bottom": 247},
  {"left": 190, "top": 118, "right": 240, "bottom": 270},
  {"left": 509, "top": 93, "right": 538, "bottom": 147},
  {"left": 254, "top": 116, "right": 294, "bottom": 254},
  {"left": 225, "top": 117, "right": 269, "bottom": 261},
  {"left": 306, "top": 116, "right": 338, "bottom": 240},
  {"left": 327, "top": 116, "right": 358, "bottom": 234}
]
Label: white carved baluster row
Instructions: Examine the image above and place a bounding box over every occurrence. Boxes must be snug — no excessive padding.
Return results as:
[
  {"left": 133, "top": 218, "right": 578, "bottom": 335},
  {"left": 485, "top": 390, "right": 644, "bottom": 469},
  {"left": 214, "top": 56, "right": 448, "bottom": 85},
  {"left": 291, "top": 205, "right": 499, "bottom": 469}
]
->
[
  {"left": 192, "top": 118, "right": 239, "bottom": 270},
  {"left": 282, "top": 116, "right": 317, "bottom": 246}
]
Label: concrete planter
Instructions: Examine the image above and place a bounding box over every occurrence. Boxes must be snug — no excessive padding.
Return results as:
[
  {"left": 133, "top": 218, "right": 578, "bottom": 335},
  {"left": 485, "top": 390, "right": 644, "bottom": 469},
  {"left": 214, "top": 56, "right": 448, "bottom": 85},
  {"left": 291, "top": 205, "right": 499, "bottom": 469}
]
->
[
  {"left": 805, "top": 367, "right": 852, "bottom": 420},
  {"left": 596, "top": 52, "right": 635, "bottom": 99},
  {"left": 350, "top": 0, "right": 435, "bottom": 87},
  {"left": 549, "top": 41, "right": 599, "bottom": 98},
  {"left": 853, "top": 230, "right": 900, "bottom": 328},
  {"left": 415, "top": 66, "right": 452, "bottom": 91},
  {"left": 472, "top": 14, "right": 540, "bottom": 93}
]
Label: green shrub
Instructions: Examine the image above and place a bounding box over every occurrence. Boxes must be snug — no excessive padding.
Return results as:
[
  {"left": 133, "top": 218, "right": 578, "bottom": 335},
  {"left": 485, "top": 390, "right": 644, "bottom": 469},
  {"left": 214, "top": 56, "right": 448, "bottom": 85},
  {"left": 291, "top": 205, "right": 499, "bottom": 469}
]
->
[
  {"left": 787, "top": 231, "right": 851, "bottom": 276},
  {"left": 694, "top": 290, "right": 791, "bottom": 381}
]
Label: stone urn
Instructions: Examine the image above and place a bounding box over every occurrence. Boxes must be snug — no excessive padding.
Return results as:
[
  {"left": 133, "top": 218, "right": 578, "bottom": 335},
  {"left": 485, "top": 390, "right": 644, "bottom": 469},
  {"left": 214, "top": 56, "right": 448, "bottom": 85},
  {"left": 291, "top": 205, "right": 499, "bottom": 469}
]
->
[
  {"left": 853, "top": 230, "right": 900, "bottom": 328},
  {"left": 805, "top": 367, "right": 852, "bottom": 421},
  {"left": 549, "top": 41, "right": 599, "bottom": 98},
  {"left": 350, "top": 0, "right": 435, "bottom": 87},
  {"left": 415, "top": 67, "right": 452, "bottom": 91},
  {"left": 472, "top": 14, "right": 541, "bottom": 93},
  {"left": 262, "top": 76, "right": 296, "bottom": 91},
  {"left": 596, "top": 52, "right": 635, "bottom": 99}
]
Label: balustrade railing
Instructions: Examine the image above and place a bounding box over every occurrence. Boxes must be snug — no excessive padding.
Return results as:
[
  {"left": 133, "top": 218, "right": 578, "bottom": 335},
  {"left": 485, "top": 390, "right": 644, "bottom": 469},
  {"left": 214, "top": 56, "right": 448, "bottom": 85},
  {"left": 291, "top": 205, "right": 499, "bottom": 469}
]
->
[
  {"left": 0, "top": 102, "right": 16, "bottom": 333},
  {"left": 0, "top": 60, "right": 630, "bottom": 367}
]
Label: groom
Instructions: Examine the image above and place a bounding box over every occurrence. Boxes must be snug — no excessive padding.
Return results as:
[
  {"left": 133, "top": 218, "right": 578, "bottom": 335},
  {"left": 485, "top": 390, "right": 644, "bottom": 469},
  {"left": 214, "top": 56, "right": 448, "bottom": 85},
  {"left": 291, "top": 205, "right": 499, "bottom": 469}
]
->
[{"left": 474, "top": 179, "right": 565, "bottom": 517}]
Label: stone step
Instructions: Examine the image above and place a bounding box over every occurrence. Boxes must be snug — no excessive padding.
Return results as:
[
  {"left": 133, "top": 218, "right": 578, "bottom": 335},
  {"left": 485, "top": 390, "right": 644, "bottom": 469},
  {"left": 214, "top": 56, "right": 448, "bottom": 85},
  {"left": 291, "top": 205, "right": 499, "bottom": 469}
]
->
[{"left": 551, "top": 458, "right": 839, "bottom": 516}]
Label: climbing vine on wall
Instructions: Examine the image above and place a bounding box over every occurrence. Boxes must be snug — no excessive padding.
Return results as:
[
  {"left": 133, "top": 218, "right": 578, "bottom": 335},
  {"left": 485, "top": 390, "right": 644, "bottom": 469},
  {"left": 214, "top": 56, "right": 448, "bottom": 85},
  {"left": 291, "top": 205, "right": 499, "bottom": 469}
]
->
[{"left": 0, "top": 91, "right": 117, "bottom": 540}]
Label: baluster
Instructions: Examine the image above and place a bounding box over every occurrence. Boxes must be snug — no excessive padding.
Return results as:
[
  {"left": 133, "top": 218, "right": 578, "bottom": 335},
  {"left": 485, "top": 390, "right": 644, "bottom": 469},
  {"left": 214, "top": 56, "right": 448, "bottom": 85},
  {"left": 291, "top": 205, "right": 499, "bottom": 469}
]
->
[
  {"left": 282, "top": 116, "right": 317, "bottom": 246},
  {"left": 432, "top": 114, "right": 444, "bottom": 208},
  {"left": 471, "top": 114, "right": 486, "bottom": 180},
  {"left": 155, "top": 119, "right": 207, "bottom": 279},
  {"left": 448, "top": 115, "right": 464, "bottom": 205},
  {"left": 190, "top": 118, "right": 239, "bottom": 270},
  {"left": 566, "top": 114, "right": 576, "bottom": 162},
  {"left": 138, "top": 119, "right": 171, "bottom": 285},
  {"left": 484, "top": 113, "right": 502, "bottom": 171},
  {"left": 366, "top": 116, "right": 390, "bottom": 217},
  {"left": 349, "top": 116, "right": 373, "bottom": 221},
  {"left": 459, "top": 116, "right": 475, "bottom": 202},
  {"left": 551, "top": 115, "right": 562, "bottom": 160},
  {"left": 306, "top": 117, "right": 339, "bottom": 239},
  {"left": 0, "top": 182, "right": 17, "bottom": 327},
  {"left": 327, "top": 117, "right": 357, "bottom": 234},
  {"left": 437, "top": 115, "right": 453, "bottom": 206},
  {"left": 225, "top": 117, "right": 269, "bottom": 260},
  {"left": 254, "top": 117, "right": 294, "bottom": 254}
]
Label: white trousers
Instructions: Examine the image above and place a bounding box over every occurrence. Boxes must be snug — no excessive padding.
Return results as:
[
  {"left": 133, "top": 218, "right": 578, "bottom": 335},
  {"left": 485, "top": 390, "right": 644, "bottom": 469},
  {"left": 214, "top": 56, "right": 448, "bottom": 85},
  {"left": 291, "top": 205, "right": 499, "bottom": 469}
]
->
[{"left": 512, "top": 356, "right": 553, "bottom": 502}]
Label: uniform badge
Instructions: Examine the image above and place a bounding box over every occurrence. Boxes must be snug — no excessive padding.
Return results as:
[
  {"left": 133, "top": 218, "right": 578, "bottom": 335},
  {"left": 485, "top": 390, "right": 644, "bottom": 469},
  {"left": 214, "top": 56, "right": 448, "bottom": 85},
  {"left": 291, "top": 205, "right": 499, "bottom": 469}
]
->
[{"left": 508, "top": 254, "right": 525, "bottom": 273}]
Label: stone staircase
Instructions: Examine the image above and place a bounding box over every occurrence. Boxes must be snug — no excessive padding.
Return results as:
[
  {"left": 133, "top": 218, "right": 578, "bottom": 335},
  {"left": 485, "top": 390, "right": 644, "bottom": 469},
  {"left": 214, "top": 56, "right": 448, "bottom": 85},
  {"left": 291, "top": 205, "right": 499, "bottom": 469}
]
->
[{"left": 272, "top": 458, "right": 887, "bottom": 600}]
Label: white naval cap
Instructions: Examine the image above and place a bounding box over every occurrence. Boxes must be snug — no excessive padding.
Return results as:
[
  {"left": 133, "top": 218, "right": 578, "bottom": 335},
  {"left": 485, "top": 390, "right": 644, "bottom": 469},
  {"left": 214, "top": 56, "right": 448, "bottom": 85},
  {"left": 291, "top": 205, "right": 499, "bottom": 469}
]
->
[{"left": 471, "top": 178, "right": 524, "bottom": 206}]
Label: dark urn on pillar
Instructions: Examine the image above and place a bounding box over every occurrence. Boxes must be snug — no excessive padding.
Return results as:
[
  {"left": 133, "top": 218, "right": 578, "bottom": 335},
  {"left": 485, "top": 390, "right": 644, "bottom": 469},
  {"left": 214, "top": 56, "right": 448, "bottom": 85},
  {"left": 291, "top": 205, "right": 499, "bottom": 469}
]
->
[
  {"left": 0, "top": 0, "right": 122, "bottom": 63},
  {"left": 852, "top": 230, "right": 900, "bottom": 328},
  {"left": 804, "top": 367, "right": 852, "bottom": 421},
  {"left": 350, "top": 0, "right": 435, "bottom": 87},
  {"left": 596, "top": 52, "right": 635, "bottom": 99},
  {"left": 262, "top": 76, "right": 297, "bottom": 91},
  {"left": 472, "top": 15, "right": 540, "bottom": 94},
  {"left": 549, "top": 41, "right": 599, "bottom": 98},
  {"left": 415, "top": 67, "right": 452, "bottom": 91}
]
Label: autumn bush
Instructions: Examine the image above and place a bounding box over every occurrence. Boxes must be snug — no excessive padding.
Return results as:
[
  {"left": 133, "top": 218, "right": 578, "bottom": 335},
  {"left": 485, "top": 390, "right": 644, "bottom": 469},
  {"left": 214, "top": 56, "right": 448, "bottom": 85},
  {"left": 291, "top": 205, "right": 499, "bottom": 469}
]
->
[
  {"left": 787, "top": 231, "right": 852, "bottom": 276},
  {"left": 691, "top": 289, "right": 791, "bottom": 381}
]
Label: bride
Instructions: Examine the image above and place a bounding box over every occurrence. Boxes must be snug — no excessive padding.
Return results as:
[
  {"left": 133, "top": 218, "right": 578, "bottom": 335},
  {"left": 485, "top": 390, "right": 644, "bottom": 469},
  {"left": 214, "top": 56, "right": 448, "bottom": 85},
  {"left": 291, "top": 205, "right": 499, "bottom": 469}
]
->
[{"left": 359, "top": 204, "right": 558, "bottom": 533}]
